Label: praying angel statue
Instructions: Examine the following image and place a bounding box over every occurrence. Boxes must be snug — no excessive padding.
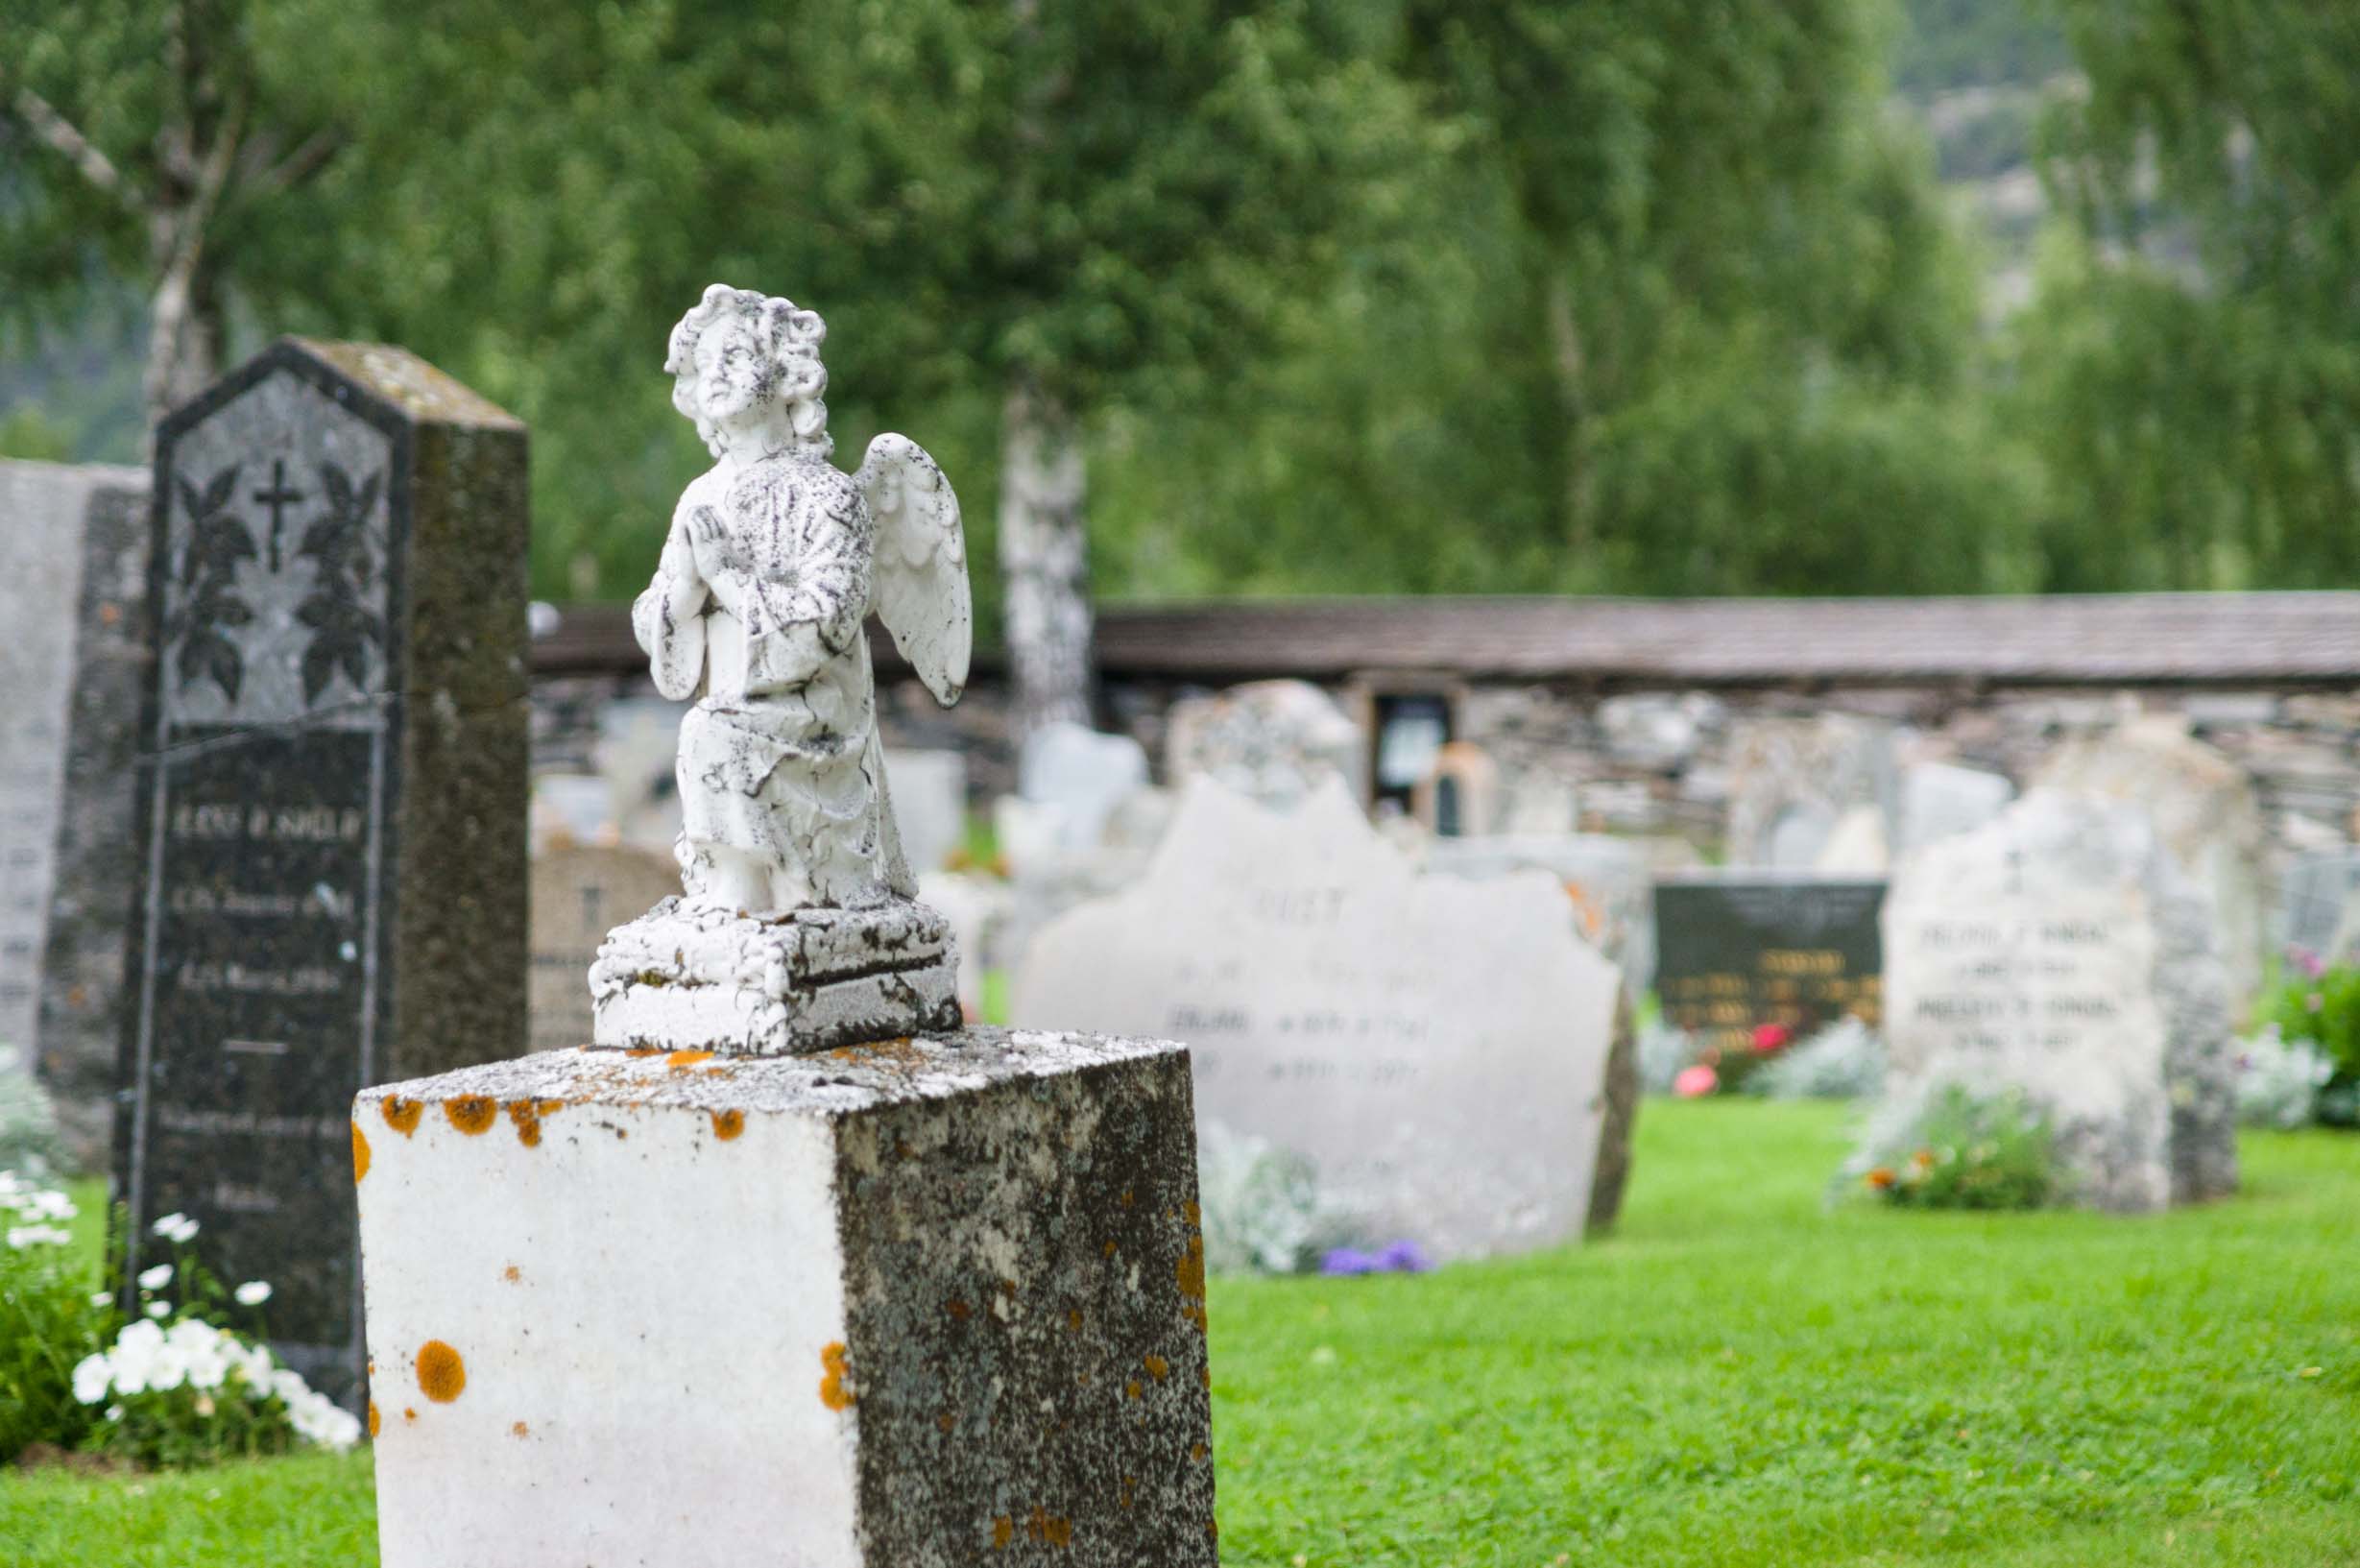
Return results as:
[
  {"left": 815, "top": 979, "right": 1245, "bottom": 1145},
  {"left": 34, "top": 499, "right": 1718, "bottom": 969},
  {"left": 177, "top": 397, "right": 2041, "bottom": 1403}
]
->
[{"left": 633, "top": 284, "right": 970, "bottom": 913}]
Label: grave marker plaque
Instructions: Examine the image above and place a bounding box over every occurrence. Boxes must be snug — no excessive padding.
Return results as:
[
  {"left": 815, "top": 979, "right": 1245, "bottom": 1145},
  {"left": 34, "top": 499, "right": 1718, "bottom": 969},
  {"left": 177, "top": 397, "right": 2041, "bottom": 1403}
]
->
[
  {"left": 117, "top": 340, "right": 528, "bottom": 1406},
  {"left": 1654, "top": 875, "right": 1886, "bottom": 1056}
]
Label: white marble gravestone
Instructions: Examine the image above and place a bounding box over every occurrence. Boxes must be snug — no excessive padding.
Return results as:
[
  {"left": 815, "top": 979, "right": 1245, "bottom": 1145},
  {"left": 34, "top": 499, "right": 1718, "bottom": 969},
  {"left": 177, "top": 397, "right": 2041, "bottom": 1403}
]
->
[
  {"left": 1896, "top": 761, "right": 2013, "bottom": 861},
  {"left": 1725, "top": 714, "right": 1894, "bottom": 869},
  {"left": 2034, "top": 717, "right": 2268, "bottom": 1003},
  {"left": 1015, "top": 777, "right": 1621, "bottom": 1261},
  {"left": 1881, "top": 789, "right": 2237, "bottom": 1212},
  {"left": 1018, "top": 720, "right": 1149, "bottom": 853},
  {"left": 882, "top": 747, "right": 967, "bottom": 878}
]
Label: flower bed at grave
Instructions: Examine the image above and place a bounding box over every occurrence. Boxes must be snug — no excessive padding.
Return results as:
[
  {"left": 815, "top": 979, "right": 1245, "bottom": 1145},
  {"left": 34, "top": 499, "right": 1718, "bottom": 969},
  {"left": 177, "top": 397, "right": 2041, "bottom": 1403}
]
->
[
  {"left": 2255, "top": 956, "right": 2360, "bottom": 1126},
  {"left": 1, "top": 1171, "right": 359, "bottom": 1467}
]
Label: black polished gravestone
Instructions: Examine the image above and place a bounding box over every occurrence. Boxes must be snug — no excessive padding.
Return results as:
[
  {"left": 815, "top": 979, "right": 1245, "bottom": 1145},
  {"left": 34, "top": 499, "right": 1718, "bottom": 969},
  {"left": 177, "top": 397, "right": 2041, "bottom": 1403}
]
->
[
  {"left": 1653, "top": 875, "right": 1887, "bottom": 1062},
  {"left": 116, "top": 340, "right": 528, "bottom": 1407}
]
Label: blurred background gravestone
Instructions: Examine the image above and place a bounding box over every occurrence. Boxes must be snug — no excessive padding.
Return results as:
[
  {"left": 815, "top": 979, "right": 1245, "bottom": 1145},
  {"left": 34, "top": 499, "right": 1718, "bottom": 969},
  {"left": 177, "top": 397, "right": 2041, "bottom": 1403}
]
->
[
  {"left": 1654, "top": 875, "right": 1888, "bottom": 1066},
  {"left": 0, "top": 459, "right": 151, "bottom": 1170},
  {"left": 1017, "top": 777, "right": 1622, "bottom": 1265},
  {"left": 1724, "top": 714, "right": 1896, "bottom": 871},
  {"left": 2033, "top": 717, "right": 2268, "bottom": 1005},
  {"left": 881, "top": 747, "right": 967, "bottom": 880},
  {"left": 527, "top": 844, "right": 679, "bottom": 1053},
  {"left": 1164, "top": 678, "right": 1361, "bottom": 808},
  {"left": 115, "top": 340, "right": 528, "bottom": 1407},
  {"left": 1880, "top": 789, "right": 2237, "bottom": 1212}
]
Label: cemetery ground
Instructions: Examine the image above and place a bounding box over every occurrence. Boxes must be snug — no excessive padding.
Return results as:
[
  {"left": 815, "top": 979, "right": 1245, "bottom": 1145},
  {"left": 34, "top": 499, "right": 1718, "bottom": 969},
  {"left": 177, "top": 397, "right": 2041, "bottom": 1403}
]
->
[{"left": 7, "top": 1100, "right": 2355, "bottom": 1567}]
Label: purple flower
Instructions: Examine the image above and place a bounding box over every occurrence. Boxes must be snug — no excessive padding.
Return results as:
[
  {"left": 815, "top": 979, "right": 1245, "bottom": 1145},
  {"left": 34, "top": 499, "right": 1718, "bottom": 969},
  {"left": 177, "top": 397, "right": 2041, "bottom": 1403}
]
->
[
  {"left": 1375, "top": 1240, "right": 1434, "bottom": 1273},
  {"left": 2290, "top": 946, "right": 2324, "bottom": 978},
  {"left": 1320, "top": 1247, "right": 1378, "bottom": 1276}
]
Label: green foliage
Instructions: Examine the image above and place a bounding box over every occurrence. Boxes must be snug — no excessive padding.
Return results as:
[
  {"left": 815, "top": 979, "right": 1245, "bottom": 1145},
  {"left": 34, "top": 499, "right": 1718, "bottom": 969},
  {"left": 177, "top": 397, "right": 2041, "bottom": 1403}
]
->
[
  {"left": 2254, "top": 964, "right": 2360, "bottom": 1126},
  {"left": 0, "top": 1175, "right": 108, "bottom": 1462},
  {"left": 1858, "top": 1085, "right": 2059, "bottom": 1209},
  {"left": 2010, "top": 1, "right": 2360, "bottom": 592}
]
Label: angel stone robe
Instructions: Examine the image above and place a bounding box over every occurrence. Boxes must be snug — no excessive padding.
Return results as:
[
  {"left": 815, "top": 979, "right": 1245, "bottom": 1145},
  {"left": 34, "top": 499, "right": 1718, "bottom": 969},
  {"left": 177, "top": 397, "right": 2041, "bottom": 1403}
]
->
[{"left": 633, "top": 454, "right": 913, "bottom": 911}]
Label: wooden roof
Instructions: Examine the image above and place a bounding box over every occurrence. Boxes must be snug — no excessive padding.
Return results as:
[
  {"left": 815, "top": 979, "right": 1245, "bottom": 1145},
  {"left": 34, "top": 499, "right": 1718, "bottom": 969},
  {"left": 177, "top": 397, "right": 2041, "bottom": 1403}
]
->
[{"left": 530, "top": 592, "right": 2360, "bottom": 688}]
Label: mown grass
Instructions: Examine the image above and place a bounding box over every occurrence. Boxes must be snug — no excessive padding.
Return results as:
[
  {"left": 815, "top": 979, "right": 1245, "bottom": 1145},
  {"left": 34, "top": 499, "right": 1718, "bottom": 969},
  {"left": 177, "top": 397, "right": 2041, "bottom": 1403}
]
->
[{"left": 5, "top": 1100, "right": 2355, "bottom": 1566}]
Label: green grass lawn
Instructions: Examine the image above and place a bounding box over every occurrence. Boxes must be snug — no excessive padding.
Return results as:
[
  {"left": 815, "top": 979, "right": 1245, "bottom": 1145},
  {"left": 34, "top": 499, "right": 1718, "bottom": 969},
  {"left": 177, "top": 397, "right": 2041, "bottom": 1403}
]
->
[{"left": 7, "top": 1100, "right": 2356, "bottom": 1565}]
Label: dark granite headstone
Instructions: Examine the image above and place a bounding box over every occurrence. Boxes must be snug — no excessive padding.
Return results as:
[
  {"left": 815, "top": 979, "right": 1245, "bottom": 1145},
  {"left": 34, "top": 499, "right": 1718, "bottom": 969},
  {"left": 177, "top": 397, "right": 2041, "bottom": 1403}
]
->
[
  {"left": 116, "top": 340, "right": 529, "bottom": 1407},
  {"left": 1653, "top": 875, "right": 1887, "bottom": 1061}
]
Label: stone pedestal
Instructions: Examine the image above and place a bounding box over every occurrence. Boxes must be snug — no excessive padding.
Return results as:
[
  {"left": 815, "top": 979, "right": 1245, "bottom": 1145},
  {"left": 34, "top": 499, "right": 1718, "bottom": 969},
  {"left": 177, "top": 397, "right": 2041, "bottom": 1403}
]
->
[
  {"left": 355, "top": 1027, "right": 1217, "bottom": 1568},
  {"left": 590, "top": 897, "right": 962, "bottom": 1055}
]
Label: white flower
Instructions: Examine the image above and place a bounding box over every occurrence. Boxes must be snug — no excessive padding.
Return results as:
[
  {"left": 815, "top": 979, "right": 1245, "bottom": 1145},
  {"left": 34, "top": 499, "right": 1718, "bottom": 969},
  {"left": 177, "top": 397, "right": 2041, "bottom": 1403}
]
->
[
  {"left": 288, "top": 1389, "right": 363, "bottom": 1452},
  {"left": 137, "top": 1263, "right": 174, "bottom": 1291},
  {"left": 25, "top": 1190, "right": 74, "bottom": 1221},
  {"left": 147, "top": 1345, "right": 187, "bottom": 1393},
  {"left": 269, "top": 1368, "right": 311, "bottom": 1406},
  {"left": 145, "top": 1301, "right": 170, "bottom": 1318},
  {"left": 233, "top": 1280, "right": 273, "bottom": 1307},
  {"left": 104, "top": 1403, "right": 123, "bottom": 1421},
  {"left": 71, "top": 1353, "right": 112, "bottom": 1406},
  {"left": 151, "top": 1212, "right": 200, "bottom": 1243},
  {"left": 108, "top": 1318, "right": 164, "bottom": 1395},
  {"left": 88, "top": 1291, "right": 111, "bottom": 1308},
  {"left": 7, "top": 1224, "right": 71, "bottom": 1248},
  {"left": 231, "top": 1339, "right": 277, "bottom": 1388}
]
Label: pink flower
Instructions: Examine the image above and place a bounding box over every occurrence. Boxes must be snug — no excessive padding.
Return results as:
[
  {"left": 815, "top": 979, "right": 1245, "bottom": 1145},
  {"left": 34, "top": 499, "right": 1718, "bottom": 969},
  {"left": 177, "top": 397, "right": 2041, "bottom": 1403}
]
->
[
  {"left": 1750, "top": 1023, "right": 1791, "bottom": 1055},
  {"left": 1674, "top": 1065, "right": 1719, "bottom": 1098}
]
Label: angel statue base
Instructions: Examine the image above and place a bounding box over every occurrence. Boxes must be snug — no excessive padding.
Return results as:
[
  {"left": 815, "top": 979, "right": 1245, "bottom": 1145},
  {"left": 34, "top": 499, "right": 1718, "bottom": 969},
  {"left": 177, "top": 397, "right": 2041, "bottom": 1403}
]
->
[{"left": 588, "top": 285, "right": 973, "bottom": 1055}]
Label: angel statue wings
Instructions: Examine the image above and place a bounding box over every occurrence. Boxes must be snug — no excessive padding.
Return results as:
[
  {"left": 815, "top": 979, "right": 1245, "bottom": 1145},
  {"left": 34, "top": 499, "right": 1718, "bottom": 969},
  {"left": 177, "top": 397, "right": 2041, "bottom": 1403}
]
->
[{"left": 633, "top": 284, "right": 970, "bottom": 913}]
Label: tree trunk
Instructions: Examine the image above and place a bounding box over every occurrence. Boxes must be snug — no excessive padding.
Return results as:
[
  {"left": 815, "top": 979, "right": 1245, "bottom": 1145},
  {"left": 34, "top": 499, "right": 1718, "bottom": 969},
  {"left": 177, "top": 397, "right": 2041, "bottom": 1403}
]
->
[
  {"left": 142, "top": 229, "right": 225, "bottom": 428},
  {"left": 999, "top": 377, "right": 1095, "bottom": 736},
  {"left": 1543, "top": 266, "right": 1591, "bottom": 556}
]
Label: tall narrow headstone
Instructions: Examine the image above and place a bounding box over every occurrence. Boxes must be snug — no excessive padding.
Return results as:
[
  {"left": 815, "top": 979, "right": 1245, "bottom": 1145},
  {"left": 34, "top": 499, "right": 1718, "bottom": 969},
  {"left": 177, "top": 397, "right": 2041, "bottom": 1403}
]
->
[
  {"left": 0, "top": 460, "right": 150, "bottom": 1168},
  {"left": 119, "top": 340, "right": 528, "bottom": 1406}
]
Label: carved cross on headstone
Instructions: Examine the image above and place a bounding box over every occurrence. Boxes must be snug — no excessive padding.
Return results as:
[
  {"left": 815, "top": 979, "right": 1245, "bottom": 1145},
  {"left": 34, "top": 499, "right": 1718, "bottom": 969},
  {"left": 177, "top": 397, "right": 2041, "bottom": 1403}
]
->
[{"left": 251, "top": 459, "right": 306, "bottom": 572}]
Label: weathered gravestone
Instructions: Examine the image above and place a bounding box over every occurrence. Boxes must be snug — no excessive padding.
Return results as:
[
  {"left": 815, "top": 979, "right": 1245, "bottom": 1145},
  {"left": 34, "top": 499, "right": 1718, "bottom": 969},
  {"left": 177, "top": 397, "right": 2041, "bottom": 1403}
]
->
[
  {"left": 1018, "top": 719, "right": 1149, "bottom": 853},
  {"left": 1724, "top": 714, "right": 1894, "bottom": 869},
  {"left": 1016, "top": 776, "right": 1623, "bottom": 1261},
  {"left": 528, "top": 845, "right": 680, "bottom": 1053},
  {"left": 2035, "top": 717, "right": 2268, "bottom": 1004},
  {"left": 1896, "top": 761, "right": 2013, "bottom": 862},
  {"left": 0, "top": 460, "right": 151, "bottom": 1169},
  {"left": 1654, "top": 875, "right": 1887, "bottom": 1062},
  {"left": 1163, "top": 678, "right": 1361, "bottom": 808},
  {"left": 119, "top": 340, "right": 528, "bottom": 1405},
  {"left": 1880, "top": 789, "right": 2237, "bottom": 1212},
  {"left": 882, "top": 746, "right": 968, "bottom": 878}
]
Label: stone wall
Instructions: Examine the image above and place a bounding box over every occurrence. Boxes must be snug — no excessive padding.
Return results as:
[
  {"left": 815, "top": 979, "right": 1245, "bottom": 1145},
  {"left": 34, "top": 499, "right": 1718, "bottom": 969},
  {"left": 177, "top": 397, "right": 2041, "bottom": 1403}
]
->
[{"left": 531, "top": 670, "right": 2359, "bottom": 889}]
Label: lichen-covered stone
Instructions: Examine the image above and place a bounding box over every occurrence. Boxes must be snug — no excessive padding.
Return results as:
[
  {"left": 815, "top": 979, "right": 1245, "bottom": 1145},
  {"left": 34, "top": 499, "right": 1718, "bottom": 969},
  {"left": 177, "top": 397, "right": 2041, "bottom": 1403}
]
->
[{"left": 356, "top": 1027, "right": 1216, "bottom": 1567}]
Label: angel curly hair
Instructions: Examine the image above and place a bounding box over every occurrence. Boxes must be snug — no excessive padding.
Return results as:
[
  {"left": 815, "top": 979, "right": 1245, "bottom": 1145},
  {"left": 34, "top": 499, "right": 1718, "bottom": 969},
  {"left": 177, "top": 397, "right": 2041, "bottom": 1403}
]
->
[{"left": 664, "top": 284, "right": 832, "bottom": 458}]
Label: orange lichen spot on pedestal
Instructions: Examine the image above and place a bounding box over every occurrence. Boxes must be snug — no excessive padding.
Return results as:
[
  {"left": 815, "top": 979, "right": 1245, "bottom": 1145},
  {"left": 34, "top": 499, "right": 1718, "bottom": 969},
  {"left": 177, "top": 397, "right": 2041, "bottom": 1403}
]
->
[
  {"left": 819, "top": 1341, "right": 855, "bottom": 1411},
  {"left": 710, "top": 1109, "right": 745, "bottom": 1141},
  {"left": 443, "top": 1098, "right": 496, "bottom": 1136},
  {"left": 368, "top": 1402, "right": 381, "bottom": 1438},
  {"left": 510, "top": 1420, "right": 529, "bottom": 1438},
  {"left": 992, "top": 1516, "right": 1014, "bottom": 1551},
  {"left": 1176, "top": 1234, "right": 1208, "bottom": 1330},
  {"left": 1025, "top": 1508, "right": 1072, "bottom": 1548},
  {"left": 505, "top": 1100, "right": 546, "bottom": 1146},
  {"left": 1143, "top": 1355, "right": 1169, "bottom": 1382},
  {"left": 381, "top": 1098, "right": 423, "bottom": 1136},
  {"left": 501, "top": 1265, "right": 521, "bottom": 1283},
  {"left": 665, "top": 1049, "right": 713, "bottom": 1069},
  {"left": 351, "top": 1122, "right": 371, "bottom": 1183},
  {"left": 416, "top": 1339, "right": 467, "bottom": 1403}
]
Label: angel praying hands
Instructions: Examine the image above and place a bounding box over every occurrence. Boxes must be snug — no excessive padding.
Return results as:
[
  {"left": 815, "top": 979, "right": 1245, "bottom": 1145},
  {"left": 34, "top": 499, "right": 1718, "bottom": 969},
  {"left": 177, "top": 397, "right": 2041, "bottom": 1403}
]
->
[{"left": 633, "top": 285, "right": 970, "bottom": 913}]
